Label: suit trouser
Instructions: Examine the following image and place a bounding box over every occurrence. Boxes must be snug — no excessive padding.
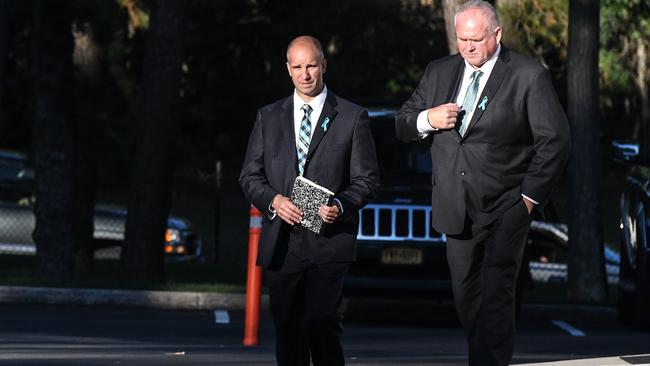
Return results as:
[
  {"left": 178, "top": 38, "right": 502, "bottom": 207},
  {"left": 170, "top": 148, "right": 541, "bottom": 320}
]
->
[
  {"left": 446, "top": 199, "right": 531, "bottom": 366},
  {"left": 265, "top": 229, "right": 350, "bottom": 366}
]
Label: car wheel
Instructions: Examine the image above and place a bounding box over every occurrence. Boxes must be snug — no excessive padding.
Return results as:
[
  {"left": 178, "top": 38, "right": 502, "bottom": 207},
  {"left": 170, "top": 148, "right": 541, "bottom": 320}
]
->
[
  {"left": 618, "top": 219, "right": 636, "bottom": 325},
  {"left": 618, "top": 193, "right": 637, "bottom": 325},
  {"left": 618, "top": 198, "right": 650, "bottom": 328},
  {"left": 634, "top": 213, "right": 650, "bottom": 329}
]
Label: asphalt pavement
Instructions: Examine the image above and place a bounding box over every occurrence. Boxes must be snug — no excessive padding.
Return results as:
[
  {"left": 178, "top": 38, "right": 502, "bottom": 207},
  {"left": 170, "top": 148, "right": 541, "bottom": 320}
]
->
[{"left": 0, "top": 286, "right": 649, "bottom": 365}]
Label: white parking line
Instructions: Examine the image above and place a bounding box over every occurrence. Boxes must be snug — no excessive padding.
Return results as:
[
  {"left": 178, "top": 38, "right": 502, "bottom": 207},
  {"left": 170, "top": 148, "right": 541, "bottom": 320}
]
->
[
  {"left": 214, "top": 310, "right": 230, "bottom": 324},
  {"left": 551, "top": 320, "right": 586, "bottom": 337}
]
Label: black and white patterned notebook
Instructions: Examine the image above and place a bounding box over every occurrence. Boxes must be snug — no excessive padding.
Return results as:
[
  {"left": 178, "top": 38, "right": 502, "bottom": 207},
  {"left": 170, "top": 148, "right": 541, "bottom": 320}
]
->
[{"left": 290, "top": 176, "right": 335, "bottom": 234}]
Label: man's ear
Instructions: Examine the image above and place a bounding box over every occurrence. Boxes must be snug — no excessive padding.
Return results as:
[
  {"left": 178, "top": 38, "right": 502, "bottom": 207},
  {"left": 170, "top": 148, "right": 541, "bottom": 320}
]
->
[
  {"left": 494, "top": 26, "right": 502, "bottom": 44},
  {"left": 286, "top": 62, "right": 292, "bottom": 76},
  {"left": 322, "top": 59, "right": 327, "bottom": 74}
]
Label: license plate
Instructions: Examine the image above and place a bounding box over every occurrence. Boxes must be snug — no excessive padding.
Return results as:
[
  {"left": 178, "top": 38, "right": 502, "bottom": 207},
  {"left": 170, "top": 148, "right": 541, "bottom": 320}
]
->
[{"left": 381, "top": 248, "right": 423, "bottom": 265}]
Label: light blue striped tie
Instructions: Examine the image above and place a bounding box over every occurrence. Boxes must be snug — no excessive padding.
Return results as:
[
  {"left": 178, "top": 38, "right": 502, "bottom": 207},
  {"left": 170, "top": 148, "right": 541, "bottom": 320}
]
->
[
  {"left": 458, "top": 70, "right": 483, "bottom": 137},
  {"left": 297, "top": 104, "right": 312, "bottom": 175}
]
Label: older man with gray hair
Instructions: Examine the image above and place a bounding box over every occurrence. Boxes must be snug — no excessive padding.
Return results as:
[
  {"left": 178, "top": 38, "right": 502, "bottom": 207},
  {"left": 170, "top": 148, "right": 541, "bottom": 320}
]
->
[{"left": 396, "top": 1, "right": 570, "bottom": 365}]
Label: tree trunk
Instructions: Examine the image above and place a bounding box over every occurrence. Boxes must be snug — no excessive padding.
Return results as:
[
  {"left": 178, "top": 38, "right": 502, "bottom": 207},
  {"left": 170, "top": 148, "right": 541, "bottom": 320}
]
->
[
  {"left": 0, "top": 0, "right": 6, "bottom": 130},
  {"left": 121, "top": 0, "right": 187, "bottom": 282},
  {"left": 71, "top": 22, "right": 100, "bottom": 274},
  {"left": 567, "top": 0, "right": 606, "bottom": 303},
  {"left": 442, "top": 0, "right": 462, "bottom": 54},
  {"left": 31, "top": 1, "right": 76, "bottom": 279}
]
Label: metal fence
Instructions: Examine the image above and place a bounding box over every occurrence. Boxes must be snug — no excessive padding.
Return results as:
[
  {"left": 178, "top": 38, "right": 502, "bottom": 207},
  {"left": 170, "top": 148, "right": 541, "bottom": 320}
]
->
[
  {"left": 0, "top": 198, "right": 621, "bottom": 284},
  {"left": 0, "top": 200, "right": 124, "bottom": 259}
]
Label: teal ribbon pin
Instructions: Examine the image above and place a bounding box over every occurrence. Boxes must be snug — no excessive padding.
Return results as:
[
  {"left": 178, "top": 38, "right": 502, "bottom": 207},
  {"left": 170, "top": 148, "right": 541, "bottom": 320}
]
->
[
  {"left": 478, "top": 96, "right": 488, "bottom": 111},
  {"left": 321, "top": 117, "right": 330, "bottom": 131}
]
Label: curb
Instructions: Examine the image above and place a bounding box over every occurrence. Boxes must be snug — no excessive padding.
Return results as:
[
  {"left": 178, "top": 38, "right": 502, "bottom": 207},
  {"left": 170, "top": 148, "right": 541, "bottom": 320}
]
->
[
  {"left": 515, "top": 354, "right": 650, "bottom": 365},
  {"left": 0, "top": 286, "right": 269, "bottom": 311},
  {"left": 0, "top": 285, "right": 616, "bottom": 322}
]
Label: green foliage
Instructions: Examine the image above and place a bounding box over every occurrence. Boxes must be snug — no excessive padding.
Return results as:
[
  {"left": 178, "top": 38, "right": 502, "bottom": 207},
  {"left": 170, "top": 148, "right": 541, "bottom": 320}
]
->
[
  {"left": 498, "top": 0, "right": 568, "bottom": 76},
  {"left": 498, "top": 0, "right": 650, "bottom": 139},
  {"left": 117, "top": 0, "right": 150, "bottom": 36},
  {"left": 599, "top": 0, "right": 650, "bottom": 138},
  {"left": 601, "top": 0, "right": 650, "bottom": 41},
  {"left": 599, "top": 50, "right": 632, "bottom": 94}
]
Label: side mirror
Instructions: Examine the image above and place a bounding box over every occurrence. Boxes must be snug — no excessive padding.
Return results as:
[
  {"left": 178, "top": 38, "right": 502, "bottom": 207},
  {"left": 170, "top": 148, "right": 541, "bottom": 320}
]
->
[{"left": 612, "top": 140, "right": 641, "bottom": 164}]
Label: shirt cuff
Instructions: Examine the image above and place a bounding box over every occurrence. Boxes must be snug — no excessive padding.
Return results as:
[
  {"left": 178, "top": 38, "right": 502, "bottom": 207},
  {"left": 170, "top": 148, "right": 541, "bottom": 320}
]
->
[
  {"left": 521, "top": 194, "right": 539, "bottom": 205},
  {"left": 333, "top": 198, "right": 344, "bottom": 216},
  {"left": 417, "top": 110, "right": 437, "bottom": 137},
  {"left": 268, "top": 200, "right": 277, "bottom": 220}
]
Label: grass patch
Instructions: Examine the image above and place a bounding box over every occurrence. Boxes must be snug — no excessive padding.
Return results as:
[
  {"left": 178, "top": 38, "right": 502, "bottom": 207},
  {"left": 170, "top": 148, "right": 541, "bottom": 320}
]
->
[{"left": 0, "top": 254, "right": 247, "bottom": 293}]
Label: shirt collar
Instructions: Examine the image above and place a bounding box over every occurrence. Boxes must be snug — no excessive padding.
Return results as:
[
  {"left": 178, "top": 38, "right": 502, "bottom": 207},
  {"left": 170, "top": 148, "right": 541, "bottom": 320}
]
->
[
  {"left": 293, "top": 85, "right": 328, "bottom": 113},
  {"left": 463, "top": 43, "right": 501, "bottom": 76}
]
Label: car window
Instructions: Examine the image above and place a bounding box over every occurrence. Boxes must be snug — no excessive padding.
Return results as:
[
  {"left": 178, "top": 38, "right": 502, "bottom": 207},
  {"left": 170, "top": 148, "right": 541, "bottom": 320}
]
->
[{"left": 0, "top": 155, "right": 35, "bottom": 203}]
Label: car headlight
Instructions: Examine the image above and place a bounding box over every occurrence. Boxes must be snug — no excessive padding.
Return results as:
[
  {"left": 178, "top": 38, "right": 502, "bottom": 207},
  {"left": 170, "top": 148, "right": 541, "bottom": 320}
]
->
[
  {"left": 164, "top": 228, "right": 186, "bottom": 255},
  {"left": 165, "top": 244, "right": 186, "bottom": 254},
  {"left": 165, "top": 228, "right": 181, "bottom": 244}
]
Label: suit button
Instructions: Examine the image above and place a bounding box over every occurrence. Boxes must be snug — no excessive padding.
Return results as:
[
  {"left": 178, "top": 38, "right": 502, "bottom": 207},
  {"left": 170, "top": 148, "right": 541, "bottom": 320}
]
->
[{"left": 460, "top": 170, "right": 466, "bottom": 176}]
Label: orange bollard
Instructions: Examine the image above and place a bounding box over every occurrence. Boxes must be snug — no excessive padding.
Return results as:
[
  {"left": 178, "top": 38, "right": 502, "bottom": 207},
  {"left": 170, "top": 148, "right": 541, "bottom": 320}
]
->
[{"left": 243, "top": 205, "right": 263, "bottom": 346}]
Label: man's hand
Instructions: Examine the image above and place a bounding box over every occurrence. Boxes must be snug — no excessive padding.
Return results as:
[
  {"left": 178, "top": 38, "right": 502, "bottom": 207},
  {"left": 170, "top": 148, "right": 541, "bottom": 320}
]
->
[
  {"left": 427, "top": 103, "right": 460, "bottom": 130},
  {"left": 318, "top": 204, "right": 340, "bottom": 224},
  {"left": 523, "top": 197, "right": 534, "bottom": 214},
  {"left": 272, "top": 194, "right": 302, "bottom": 225}
]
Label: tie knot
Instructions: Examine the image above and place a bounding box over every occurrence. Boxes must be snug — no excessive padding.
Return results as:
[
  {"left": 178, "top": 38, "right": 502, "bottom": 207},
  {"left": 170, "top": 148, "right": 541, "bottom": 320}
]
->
[
  {"left": 471, "top": 70, "right": 483, "bottom": 82},
  {"left": 301, "top": 104, "right": 312, "bottom": 116}
]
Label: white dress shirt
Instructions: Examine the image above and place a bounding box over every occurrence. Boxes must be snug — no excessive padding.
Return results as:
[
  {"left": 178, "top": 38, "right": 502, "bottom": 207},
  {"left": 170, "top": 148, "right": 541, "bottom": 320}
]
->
[{"left": 293, "top": 85, "right": 327, "bottom": 147}]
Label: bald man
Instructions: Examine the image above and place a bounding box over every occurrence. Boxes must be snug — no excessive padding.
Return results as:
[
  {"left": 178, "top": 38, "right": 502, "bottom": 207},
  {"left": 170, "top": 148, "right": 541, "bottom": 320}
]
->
[
  {"left": 240, "top": 35, "right": 379, "bottom": 366},
  {"left": 396, "top": 1, "right": 570, "bottom": 365}
]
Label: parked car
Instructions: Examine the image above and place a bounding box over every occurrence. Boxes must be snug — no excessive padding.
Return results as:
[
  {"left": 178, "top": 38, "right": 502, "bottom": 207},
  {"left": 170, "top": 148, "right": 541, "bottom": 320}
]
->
[
  {"left": 0, "top": 150, "right": 202, "bottom": 261},
  {"left": 346, "top": 108, "right": 619, "bottom": 299},
  {"left": 612, "top": 140, "right": 650, "bottom": 328}
]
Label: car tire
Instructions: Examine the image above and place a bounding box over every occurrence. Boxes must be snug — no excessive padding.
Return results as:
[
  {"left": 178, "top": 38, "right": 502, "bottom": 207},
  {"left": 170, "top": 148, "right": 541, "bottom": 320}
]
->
[
  {"left": 618, "top": 200, "right": 650, "bottom": 329},
  {"left": 618, "top": 227, "right": 637, "bottom": 326},
  {"left": 633, "top": 227, "right": 650, "bottom": 329}
]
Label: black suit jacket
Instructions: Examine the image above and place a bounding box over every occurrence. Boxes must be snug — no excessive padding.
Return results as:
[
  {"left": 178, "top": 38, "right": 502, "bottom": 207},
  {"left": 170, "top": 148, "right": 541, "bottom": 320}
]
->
[
  {"left": 240, "top": 91, "right": 379, "bottom": 268},
  {"left": 395, "top": 47, "right": 570, "bottom": 235}
]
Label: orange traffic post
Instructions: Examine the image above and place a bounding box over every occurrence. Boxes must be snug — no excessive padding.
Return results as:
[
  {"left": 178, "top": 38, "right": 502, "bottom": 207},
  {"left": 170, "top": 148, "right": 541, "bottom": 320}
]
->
[{"left": 243, "top": 205, "right": 263, "bottom": 346}]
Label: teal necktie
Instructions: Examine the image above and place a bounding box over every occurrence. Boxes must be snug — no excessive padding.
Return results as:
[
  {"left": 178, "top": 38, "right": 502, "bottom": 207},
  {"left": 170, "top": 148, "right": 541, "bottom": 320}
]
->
[
  {"left": 296, "top": 104, "right": 312, "bottom": 175},
  {"left": 458, "top": 70, "right": 483, "bottom": 137}
]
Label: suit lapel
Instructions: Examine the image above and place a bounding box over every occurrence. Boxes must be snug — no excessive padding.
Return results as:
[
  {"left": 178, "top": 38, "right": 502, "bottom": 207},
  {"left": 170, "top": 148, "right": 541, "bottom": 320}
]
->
[
  {"left": 447, "top": 56, "right": 465, "bottom": 103},
  {"left": 463, "top": 48, "right": 510, "bottom": 138},
  {"left": 306, "top": 92, "right": 338, "bottom": 159},
  {"left": 279, "top": 97, "right": 298, "bottom": 170},
  {"left": 447, "top": 56, "right": 465, "bottom": 142}
]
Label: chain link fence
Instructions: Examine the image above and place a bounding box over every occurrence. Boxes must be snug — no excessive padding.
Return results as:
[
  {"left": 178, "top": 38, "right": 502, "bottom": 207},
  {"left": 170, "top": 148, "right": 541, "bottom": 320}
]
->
[{"left": 0, "top": 150, "right": 619, "bottom": 285}]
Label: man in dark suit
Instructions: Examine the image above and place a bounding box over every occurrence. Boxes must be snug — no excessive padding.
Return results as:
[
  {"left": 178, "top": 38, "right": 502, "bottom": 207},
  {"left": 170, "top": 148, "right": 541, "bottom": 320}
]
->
[
  {"left": 395, "top": 1, "right": 570, "bottom": 365},
  {"left": 239, "top": 35, "right": 379, "bottom": 366}
]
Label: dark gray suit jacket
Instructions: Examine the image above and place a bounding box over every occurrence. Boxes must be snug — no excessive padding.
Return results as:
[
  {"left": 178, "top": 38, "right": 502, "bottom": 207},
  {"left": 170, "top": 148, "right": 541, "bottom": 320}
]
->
[
  {"left": 240, "top": 91, "right": 379, "bottom": 268},
  {"left": 395, "top": 47, "right": 570, "bottom": 235}
]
